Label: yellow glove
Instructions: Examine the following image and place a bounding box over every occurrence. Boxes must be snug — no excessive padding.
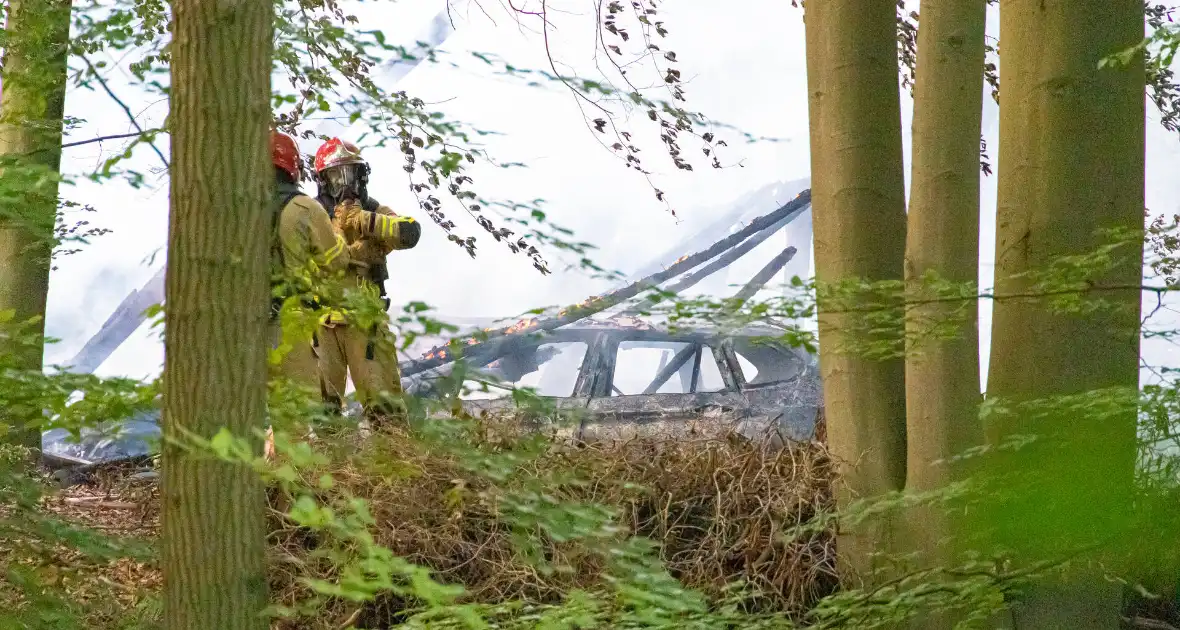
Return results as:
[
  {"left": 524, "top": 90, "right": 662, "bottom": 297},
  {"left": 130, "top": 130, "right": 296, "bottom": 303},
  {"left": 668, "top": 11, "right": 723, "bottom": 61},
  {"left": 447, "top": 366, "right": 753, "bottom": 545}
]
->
[
  {"left": 332, "top": 200, "right": 364, "bottom": 243},
  {"left": 366, "top": 214, "right": 421, "bottom": 250},
  {"left": 335, "top": 202, "right": 422, "bottom": 250},
  {"left": 348, "top": 238, "right": 387, "bottom": 266}
]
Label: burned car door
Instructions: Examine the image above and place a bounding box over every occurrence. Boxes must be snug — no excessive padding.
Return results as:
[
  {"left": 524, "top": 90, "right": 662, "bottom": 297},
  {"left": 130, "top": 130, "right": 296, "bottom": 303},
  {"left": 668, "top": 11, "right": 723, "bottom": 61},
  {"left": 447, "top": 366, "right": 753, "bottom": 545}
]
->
[
  {"left": 721, "top": 336, "right": 822, "bottom": 442},
  {"left": 579, "top": 333, "right": 753, "bottom": 443}
]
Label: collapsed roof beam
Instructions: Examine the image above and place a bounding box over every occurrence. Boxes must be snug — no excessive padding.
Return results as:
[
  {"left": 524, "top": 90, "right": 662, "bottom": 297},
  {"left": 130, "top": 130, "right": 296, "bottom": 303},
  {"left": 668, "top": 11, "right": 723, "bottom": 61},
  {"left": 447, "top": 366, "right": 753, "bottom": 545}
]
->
[
  {"left": 621, "top": 215, "right": 799, "bottom": 316},
  {"left": 625, "top": 178, "right": 811, "bottom": 282},
  {"left": 65, "top": 266, "right": 166, "bottom": 373},
  {"left": 731, "top": 246, "right": 797, "bottom": 305},
  {"left": 404, "top": 189, "right": 812, "bottom": 377}
]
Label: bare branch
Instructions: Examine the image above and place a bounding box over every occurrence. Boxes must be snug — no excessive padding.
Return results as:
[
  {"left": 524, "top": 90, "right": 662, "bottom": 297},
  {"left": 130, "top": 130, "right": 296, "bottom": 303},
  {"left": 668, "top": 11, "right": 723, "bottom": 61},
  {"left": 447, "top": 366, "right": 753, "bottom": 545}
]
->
[
  {"left": 61, "top": 130, "right": 164, "bottom": 150},
  {"left": 80, "top": 55, "right": 170, "bottom": 169}
]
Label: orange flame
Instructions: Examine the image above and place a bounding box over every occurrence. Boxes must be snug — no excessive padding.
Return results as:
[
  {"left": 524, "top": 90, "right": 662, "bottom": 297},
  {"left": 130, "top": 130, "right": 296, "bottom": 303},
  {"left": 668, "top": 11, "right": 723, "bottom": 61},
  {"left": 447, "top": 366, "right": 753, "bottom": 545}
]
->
[
  {"left": 502, "top": 317, "right": 539, "bottom": 335},
  {"left": 420, "top": 294, "right": 617, "bottom": 361}
]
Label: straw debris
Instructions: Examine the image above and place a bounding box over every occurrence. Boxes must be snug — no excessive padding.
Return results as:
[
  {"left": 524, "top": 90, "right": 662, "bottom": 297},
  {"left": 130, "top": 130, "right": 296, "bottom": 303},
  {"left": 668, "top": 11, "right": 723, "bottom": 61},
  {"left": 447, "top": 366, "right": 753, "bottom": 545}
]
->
[
  {"left": 269, "top": 418, "right": 838, "bottom": 626},
  {"left": 29, "top": 413, "right": 838, "bottom": 628}
]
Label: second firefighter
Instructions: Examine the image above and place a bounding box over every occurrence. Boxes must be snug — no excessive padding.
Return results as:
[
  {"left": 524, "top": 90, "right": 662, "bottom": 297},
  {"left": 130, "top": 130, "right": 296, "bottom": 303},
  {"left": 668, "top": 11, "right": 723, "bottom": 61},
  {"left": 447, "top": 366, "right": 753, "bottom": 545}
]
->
[{"left": 312, "top": 137, "right": 421, "bottom": 419}]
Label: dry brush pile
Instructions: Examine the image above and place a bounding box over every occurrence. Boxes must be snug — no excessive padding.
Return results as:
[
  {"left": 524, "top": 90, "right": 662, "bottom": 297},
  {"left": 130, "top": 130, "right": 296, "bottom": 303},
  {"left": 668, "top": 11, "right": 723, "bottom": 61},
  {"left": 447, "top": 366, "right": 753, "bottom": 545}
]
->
[
  {"left": 270, "top": 419, "right": 838, "bottom": 626},
  {"left": 33, "top": 417, "right": 839, "bottom": 628}
]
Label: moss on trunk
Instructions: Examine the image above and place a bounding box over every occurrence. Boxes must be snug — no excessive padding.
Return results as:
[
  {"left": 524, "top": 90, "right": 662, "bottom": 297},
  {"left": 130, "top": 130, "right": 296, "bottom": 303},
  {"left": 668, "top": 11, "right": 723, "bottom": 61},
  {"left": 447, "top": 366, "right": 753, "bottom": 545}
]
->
[{"left": 0, "top": 0, "right": 72, "bottom": 448}]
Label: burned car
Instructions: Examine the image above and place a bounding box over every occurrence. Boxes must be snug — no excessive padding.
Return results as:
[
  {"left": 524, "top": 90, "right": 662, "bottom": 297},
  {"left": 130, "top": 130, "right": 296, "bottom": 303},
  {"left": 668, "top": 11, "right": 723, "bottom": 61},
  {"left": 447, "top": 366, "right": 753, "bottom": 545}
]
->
[
  {"left": 42, "top": 321, "right": 822, "bottom": 468},
  {"left": 52, "top": 185, "right": 819, "bottom": 466},
  {"left": 402, "top": 320, "right": 824, "bottom": 446},
  {"left": 42, "top": 411, "right": 160, "bottom": 468}
]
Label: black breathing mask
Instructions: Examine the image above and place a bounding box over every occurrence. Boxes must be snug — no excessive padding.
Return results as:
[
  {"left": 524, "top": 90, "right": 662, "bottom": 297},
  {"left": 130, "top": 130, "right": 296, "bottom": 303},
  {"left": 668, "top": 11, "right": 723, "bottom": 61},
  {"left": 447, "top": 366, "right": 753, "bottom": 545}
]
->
[{"left": 321, "top": 163, "right": 367, "bottom": 202}]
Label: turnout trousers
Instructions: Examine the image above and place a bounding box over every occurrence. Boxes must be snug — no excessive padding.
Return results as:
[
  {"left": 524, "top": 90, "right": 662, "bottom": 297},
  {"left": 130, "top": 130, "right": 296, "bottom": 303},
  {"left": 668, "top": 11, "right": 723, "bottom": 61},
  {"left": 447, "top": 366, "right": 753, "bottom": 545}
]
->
[
  {"left": 318, "top": 322, "right": 404, "bottom": 420},
  {"left": 269, "top": 321, "right": 321, "bottom": 393},
  {"left": 266, "top": 321, "right": 321, "bottom": 460}
]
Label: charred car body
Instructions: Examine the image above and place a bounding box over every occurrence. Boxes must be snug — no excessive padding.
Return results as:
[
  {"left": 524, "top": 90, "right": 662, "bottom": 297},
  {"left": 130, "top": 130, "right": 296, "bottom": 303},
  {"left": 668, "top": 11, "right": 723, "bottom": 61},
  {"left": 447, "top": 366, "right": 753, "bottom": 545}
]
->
[
  {"left": 399, "top": 189, "right": 821, "bottom": 445},
  {"left": 47, "top": 186, "right": 819, "bottom": 465},
  {"left": 402, "top": 318, "right": 823, "bottom": 446}
]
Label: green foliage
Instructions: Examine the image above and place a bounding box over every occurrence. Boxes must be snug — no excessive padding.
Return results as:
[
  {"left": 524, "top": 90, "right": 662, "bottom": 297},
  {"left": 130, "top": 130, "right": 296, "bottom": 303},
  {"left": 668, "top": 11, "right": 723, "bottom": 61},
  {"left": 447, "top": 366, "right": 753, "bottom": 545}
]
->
[
  {"left": 4, "top": 223, "right": 1180, "bottom": 628},
  {"left": 153, "top": 231, "right": 1180, "bottom": 627},
  {"left": 0, "top": 315, "right": 156, "bottom": 628},
  {"left": 5, "top": 1, "right": 1180, "bottom": 629}
]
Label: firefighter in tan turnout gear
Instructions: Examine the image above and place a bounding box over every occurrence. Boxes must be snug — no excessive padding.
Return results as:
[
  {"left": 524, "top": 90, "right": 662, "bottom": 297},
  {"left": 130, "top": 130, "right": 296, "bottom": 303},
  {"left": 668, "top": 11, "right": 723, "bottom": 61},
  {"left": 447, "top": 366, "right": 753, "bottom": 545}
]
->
[
  {"left": 312, "top": 137, "right": 421, "bottom": 420},
  {"left": 268, "top": 130, "right": 354, "bottom": 391}
]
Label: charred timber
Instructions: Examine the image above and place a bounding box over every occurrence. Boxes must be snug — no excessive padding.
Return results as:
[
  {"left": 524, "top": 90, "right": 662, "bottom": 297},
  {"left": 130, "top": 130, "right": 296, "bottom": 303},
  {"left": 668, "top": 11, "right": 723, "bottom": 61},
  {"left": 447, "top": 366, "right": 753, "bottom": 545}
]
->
[
  {"left": 622, "top": 225, "right": 797, "bottom": 316},
  {"left": 402, "top": 190, "right": 812, "bottom": 377},
  {"left": 731, "top": 246, "right": 797, "bottom": 305}
]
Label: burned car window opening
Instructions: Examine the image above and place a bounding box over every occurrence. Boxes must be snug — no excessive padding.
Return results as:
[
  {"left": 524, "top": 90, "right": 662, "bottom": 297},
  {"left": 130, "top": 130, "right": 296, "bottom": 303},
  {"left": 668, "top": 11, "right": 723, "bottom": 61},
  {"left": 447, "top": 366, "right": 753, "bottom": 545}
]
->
[
  {"left": 732, "top": 338, "right": 804, "bottom": 387},
  {"left": 696, "top": 345, "right": 726, "bottom": 393},
  {"left": 612, "top": 341, "right": 693, "bottom": 396},
  {"left": 462, "top": 341, "right": 589, "bottom": 400},
  {"left": 609, "top": 339, "right": 731, "bottom": 396},
  {"left": 642, "top": 342, "right": 697, "bottom": 395}
]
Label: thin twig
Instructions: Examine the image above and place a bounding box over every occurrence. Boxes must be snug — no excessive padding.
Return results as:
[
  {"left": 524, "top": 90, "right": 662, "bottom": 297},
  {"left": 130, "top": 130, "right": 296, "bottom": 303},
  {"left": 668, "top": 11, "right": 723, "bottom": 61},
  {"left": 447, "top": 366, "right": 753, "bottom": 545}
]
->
[
  {"left": 336, "top": 607, "right": 362, "bottom": 629},
  {"left": 61, "top": 130, "right": 162, "bottom": 149},
  {"left": 806, "top": 283, "right": 1180, "bottom": 317},
  {"left": 80, "top": 55, "right": 169, "bottom": 169}
]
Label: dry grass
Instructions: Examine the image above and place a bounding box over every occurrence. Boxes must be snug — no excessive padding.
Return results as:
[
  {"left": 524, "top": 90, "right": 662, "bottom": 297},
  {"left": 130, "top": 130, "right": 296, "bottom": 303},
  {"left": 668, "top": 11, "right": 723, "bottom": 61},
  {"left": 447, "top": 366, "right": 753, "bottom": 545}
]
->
[
  {"left": 32, "top": 416, "right": 838, "bottom": 628},
  {"left": 269, "top": 421, "right": 837, "bottom": 627},
  {"left": 0, "top": 462, "right": 161, "bottom": 629}
]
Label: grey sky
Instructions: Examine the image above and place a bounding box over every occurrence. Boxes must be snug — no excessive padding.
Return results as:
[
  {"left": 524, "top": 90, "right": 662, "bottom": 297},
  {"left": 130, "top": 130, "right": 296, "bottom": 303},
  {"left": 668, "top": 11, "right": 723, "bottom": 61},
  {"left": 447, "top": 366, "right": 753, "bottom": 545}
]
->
[{"left": 41, "top": 0, "right": 1180, "bottom": 387}]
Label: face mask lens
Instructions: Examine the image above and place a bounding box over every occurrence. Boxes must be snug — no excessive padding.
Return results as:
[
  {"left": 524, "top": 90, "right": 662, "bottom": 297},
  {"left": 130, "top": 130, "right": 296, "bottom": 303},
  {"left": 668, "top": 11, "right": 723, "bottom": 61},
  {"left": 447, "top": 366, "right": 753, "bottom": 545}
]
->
[{"left": 323, "top": 165, "right": 357, "bottom": 197}]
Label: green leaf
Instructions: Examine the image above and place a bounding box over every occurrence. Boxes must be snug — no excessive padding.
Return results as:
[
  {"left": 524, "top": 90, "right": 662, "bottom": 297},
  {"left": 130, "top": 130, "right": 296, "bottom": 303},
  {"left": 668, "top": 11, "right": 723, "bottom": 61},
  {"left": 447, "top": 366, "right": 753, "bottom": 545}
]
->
[{"left": 208, "top": 427, "right": 235, "bottom": 459}]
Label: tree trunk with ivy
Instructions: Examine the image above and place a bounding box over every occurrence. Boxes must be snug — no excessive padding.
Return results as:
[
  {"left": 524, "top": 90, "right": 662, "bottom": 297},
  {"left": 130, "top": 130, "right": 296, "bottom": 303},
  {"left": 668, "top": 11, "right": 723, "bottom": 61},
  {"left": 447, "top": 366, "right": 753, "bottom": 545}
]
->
[
  {"left": 0, "top": 0, "right": 72, "bottom": 449},
  {"left": 803, "top": 0, "right": 908, "bottom": 581},
  {"left": 987, "top": 0, "right": 1144, "bottom": 627},
  {"left": 160, "top": 0, "right": 273, "bottom": 628}
]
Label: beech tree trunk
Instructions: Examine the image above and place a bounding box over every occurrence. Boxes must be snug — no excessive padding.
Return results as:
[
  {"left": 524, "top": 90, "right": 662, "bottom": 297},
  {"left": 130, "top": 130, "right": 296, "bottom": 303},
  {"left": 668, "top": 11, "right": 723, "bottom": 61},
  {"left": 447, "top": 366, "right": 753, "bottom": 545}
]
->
[
  {"left": 160, "top": 0, "right": 274, "bottom": 628},
  {"left": 904, "top": 0, "right": 987, "bottom": 537},
  {"left": 989, "top": 1, "right": 1144, "bottom": 626},
  {"left": 0, "top": 0, "right": 72, "bottom": 448},
  {"left": 903, "top": 2, "right": 987, "bottom": 625},
  {"left": 804, "top": 0, "right": 908, "bottom": 581}
]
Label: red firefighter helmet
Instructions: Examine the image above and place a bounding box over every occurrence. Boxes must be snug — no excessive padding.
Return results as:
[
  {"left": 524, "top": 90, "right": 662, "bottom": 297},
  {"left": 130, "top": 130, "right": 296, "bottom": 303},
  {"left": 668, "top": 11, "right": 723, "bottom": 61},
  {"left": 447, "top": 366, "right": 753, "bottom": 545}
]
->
[
  {"left": 314, "top": 137, "right": 366, "bottom": 173},
  {"left": 271, "top": 130, "right": 302, "bottom": 181}
]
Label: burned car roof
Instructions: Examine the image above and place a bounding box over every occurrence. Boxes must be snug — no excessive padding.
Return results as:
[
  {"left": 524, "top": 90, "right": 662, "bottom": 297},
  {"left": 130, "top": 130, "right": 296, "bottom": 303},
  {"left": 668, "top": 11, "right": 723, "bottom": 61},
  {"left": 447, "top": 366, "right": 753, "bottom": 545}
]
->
[
  {"left": 56, "top": 188, "right": 819, "bottom": 466},
  {"left": 403, "top": 322, "right": 824, "bottom": 446}
]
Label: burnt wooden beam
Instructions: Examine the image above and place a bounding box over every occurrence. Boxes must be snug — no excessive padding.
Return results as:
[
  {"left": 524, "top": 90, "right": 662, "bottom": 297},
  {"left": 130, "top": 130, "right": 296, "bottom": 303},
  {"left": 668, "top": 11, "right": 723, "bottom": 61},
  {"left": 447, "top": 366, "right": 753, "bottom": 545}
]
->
[
  {"left": 731, "top": 246, "right": 798, "bottom": 305},
  {"left": 403, "top": 190, "right": 813, "bottom": 377}
]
